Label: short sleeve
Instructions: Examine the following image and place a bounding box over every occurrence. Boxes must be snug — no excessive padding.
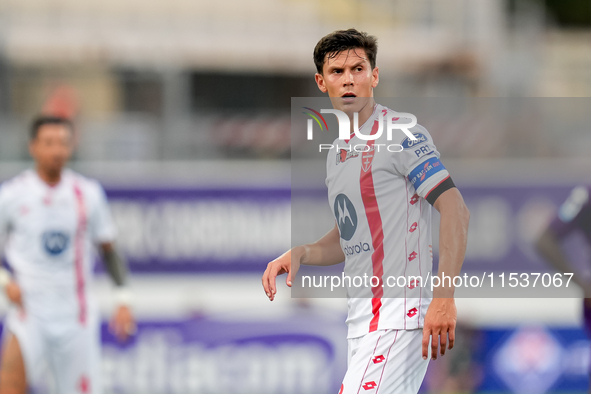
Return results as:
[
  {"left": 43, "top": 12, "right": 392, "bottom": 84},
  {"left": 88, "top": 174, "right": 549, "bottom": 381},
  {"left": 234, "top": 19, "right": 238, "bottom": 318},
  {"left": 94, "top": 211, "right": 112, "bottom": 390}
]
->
[
  {"left": 391, "top": 124, "right": 451, "bottom": 199},
  {"left": 549, "top": 186, "right": 590, "bottom": 239},
  {"left": 89, "top": 182, "right": 117, "bottom": 243}
]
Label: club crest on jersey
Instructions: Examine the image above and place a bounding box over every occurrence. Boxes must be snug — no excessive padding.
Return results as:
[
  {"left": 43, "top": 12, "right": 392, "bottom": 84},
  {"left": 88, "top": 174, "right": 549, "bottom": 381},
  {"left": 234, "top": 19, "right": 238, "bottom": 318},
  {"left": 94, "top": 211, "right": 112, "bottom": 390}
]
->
[
  {"left": 361, "top": 146, "right": 376, "bottom": 172},
  {"left": 334, "top": 194, "right": 357, "bottom": 241},
  {"left": 336, "top": 149, "right": 359, "bottom": 165},
  {"left": 401, "top": 132, "right": 428, "bottom": 149},
  {"left": 42, "top": 230, "right": 70, "bottom": 256}
]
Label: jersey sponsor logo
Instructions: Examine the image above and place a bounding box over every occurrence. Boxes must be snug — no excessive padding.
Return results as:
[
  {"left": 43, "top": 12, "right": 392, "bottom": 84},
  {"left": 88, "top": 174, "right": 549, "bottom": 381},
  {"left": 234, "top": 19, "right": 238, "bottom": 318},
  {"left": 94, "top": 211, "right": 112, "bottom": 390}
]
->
[
  {"left": 414, "top": 145, "right": 434, "bottom": 158},
  {"left": 334, "top": 194, "right": 357, "bottom": 241},
  {"left": 401, "top": 132, "right": 428, "bottom": 149},
  {"left": 42, "top": 230, "right": 70, "bottom": 256},
  {"left": 408, "top": 157, "right": 445, "bottom": 190},
  {"left": 336, "top": 149, "right": 359, "bottom": 164},
  {"left": 343, "top": 241, "right": 371, "bottom": 256}
]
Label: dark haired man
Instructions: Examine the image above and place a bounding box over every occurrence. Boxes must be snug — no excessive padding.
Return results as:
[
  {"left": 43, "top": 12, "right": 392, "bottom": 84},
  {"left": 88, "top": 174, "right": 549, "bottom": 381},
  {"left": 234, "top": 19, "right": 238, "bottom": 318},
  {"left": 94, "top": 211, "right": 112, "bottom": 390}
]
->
[
  {"left": 0, "top": 116, "right": 135, "bottom": 394},
  {"left": 263, "top": 29, "right": 470, "bottom": 393}
]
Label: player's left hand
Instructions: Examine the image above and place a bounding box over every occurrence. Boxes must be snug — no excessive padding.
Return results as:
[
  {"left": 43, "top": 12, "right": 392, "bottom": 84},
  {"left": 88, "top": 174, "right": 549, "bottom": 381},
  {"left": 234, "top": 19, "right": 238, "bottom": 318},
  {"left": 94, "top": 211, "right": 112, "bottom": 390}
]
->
[
  {"left": 109, "top": 305, "right": 136, "bottom": 342},
  {"left": 422, "top": 297, "right": 457, "bottom": 361}
]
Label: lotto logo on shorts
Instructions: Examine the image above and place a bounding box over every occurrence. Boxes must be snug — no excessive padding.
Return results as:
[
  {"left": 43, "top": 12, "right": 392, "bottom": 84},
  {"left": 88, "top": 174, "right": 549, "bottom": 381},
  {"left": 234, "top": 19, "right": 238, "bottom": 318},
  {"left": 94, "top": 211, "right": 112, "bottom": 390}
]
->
[
  {"left": 407, "top": 307, "right": 418, "bottom": 318},
  {"left": 362, "top": 381, "right": 377, "bottom": 390},
  {"left": 372, "top": 355, "right": 385, "bottom": 364},
  {"left": 409, "top": 222, "right": 418, "bottom": 232},
  {"left": 410, "top": 194, "right": 419, "bottom": 205},
  {"left": 408, "top": 251, "right": 417, "bottom": 261}
]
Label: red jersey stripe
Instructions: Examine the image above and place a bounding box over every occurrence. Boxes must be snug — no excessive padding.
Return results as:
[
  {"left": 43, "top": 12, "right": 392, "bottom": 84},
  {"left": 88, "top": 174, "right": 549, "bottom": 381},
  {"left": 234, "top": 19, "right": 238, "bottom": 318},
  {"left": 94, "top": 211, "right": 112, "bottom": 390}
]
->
[
  {"left": 73, "top": 182, "right": 88, "bottom": 325},
  {"left": 359, "top": 120, "right": 385, "bottom": 332}
]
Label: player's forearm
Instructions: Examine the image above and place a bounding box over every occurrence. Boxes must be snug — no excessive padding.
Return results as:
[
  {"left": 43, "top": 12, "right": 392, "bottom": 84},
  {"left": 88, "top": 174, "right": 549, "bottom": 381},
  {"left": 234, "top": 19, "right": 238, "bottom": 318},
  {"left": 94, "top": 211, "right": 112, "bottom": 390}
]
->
[
  {"left": 434, "top": 189, "right": 470, "bottom": 298},
  {"left": 100, "top": 243, "right": 129, "bottom": 287},
  {"left": 296, "top": 225, "right": 345, "bottom": 267}
]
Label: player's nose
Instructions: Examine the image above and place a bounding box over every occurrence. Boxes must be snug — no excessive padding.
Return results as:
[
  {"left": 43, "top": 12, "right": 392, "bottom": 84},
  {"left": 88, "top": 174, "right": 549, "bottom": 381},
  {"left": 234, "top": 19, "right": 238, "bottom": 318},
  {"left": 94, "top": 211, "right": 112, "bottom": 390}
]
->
[{"left": 343, "top": 70, "right": 353, "bottom": 85}]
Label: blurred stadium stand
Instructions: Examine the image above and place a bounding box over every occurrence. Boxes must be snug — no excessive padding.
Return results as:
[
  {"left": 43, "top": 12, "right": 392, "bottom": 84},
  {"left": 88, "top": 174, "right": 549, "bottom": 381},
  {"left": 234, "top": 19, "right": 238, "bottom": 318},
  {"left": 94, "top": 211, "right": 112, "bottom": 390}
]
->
[{"left": 0, "top": 0, "right": 589, "bottom": 162}]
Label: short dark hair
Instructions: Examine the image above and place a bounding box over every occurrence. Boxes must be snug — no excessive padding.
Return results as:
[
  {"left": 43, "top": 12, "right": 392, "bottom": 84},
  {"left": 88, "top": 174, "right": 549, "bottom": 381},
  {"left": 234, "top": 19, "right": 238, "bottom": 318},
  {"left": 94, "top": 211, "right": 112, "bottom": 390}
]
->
[
  {"left": 30, "top": 116, "right": 74, "bottom": 140},
  {"left": 313, "top": 28, "right": 378, "bottom": 74}
]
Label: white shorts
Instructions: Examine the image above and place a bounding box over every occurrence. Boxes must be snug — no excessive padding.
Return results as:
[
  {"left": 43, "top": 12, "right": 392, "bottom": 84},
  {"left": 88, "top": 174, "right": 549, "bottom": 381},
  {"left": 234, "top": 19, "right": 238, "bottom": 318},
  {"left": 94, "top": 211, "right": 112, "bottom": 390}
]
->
[
  {"left": 339, "top": 329, "right": 429, "bottom": 394},
  {"left": 3, "top": 306, "right": 102, "bottom": 394}
]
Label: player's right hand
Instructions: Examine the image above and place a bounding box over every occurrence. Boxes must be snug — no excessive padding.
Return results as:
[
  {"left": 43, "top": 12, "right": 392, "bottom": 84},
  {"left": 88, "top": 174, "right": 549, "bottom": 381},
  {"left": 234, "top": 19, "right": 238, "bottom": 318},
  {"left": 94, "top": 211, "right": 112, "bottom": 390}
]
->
[
  {"left": 262, "top": 248, "right": 301, "bottom": 301},
  {"left": 5, "top": 281, "right": 23, "bottom": 310}
]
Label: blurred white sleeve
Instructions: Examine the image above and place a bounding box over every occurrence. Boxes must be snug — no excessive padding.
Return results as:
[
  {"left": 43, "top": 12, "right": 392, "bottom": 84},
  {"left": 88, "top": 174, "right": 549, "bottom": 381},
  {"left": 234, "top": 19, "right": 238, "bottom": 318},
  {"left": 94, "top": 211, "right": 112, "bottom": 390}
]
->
[
  {"left": 90, "top": 182, "right": 117, "bottom": 244},
  {"left": 0, "top": 185, "right": 11, "bottom": 256}
]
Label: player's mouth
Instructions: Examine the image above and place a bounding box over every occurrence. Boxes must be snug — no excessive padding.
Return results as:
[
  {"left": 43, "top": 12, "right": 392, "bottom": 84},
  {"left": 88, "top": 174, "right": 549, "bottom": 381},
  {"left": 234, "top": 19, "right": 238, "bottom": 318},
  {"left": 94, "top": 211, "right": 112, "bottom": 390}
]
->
[{"left": 341, "top": 93, "right": 356, "bottom": 103}]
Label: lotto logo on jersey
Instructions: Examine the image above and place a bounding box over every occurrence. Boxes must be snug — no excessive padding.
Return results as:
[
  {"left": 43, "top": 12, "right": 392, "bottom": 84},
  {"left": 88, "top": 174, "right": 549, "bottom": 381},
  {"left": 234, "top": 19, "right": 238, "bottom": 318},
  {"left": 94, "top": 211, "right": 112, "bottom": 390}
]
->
[
  {"left": 42, "top": 230, "right": 70, "bottom": 256},
  {"left": 408, "top": 157, "right": 445, "bottom": 190},
  {"left": 334, "top": 194, "right": 357, "bottom": 241}
]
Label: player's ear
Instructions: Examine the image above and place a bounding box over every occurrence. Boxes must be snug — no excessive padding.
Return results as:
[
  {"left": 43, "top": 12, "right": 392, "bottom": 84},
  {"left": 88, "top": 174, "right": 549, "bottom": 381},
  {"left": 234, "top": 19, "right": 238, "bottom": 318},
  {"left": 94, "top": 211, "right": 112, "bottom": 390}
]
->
[
  {"left": 315, "top": 73, "right": 328, "bottom": 93},
  {"left": 371, "top": 66, "right": 379, "bottom": 89}
]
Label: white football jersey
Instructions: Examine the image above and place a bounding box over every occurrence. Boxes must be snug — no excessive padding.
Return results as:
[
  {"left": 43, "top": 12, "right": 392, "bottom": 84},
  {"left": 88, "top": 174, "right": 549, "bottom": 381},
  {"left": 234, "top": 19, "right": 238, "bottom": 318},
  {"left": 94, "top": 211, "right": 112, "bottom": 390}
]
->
[
  {"left": 326, "top": 104, "right": 450, "bottom": 339},
  {"left": 0, "top": 169, "right": 116, "bottom": 322}
]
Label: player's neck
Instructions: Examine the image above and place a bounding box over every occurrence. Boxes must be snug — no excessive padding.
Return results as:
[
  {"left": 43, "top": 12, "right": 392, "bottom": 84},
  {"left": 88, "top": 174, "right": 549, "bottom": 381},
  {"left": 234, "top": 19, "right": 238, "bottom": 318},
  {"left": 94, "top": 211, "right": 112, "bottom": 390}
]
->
[
  {"left": 347, "top": 99, "right": 376, "bottom": 133},
  {"left": 36, "top": 166, "right": 62, "bottom": 187}
]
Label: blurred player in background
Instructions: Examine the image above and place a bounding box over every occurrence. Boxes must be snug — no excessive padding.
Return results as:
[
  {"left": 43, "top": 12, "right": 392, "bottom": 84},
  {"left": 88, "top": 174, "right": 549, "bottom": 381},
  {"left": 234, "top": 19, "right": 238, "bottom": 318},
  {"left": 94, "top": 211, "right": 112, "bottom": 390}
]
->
[
  {"left": 263, "top": 29, "right": 470, "bottom": 393},
  {"left": 537, "top": 186, "right": 591, "bottom": 392},
  {"left": 0, "top": 116, "right": 135, "bottom": 394}
]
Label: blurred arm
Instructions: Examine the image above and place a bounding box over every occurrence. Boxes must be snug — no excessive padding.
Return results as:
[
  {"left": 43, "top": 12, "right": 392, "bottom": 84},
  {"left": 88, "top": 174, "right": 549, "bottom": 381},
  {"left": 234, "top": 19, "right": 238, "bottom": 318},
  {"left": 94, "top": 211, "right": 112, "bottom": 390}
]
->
[
  {"left": 262, "top": 223, "right": 344, "bottom": 300},
  {"left": 535, "top": 227, "right": 589, "bottom": 291},
  {"left": 99, "top": 242, "right": 129, "bottom": 288},
  {"left": 294, "top": 223, "right": 345, "bottom": 267},
  {"left": 100, "top": 242, "right": 136, "bottom": 341}
]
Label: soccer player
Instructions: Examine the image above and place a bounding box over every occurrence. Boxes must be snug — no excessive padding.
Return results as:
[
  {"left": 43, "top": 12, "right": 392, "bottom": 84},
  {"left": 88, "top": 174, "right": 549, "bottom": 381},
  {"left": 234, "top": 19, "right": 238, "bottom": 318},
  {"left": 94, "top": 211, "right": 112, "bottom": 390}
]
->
[
  {"left": 536, "top": 186, "right": 591, "bottom": 392},
  {"left": 0, "top": 116, "right": 135, "bottom": 394},
  {"left": 262, "top": 29, "right": 470, "bottom": 393}
]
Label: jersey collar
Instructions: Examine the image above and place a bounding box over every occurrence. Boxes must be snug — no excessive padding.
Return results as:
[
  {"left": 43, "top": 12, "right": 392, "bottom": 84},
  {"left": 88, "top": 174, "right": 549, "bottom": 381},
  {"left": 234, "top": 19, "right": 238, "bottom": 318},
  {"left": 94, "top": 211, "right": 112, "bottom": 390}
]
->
[{"left": 344, "top": 104, "right": 379, "bottom": 144}]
